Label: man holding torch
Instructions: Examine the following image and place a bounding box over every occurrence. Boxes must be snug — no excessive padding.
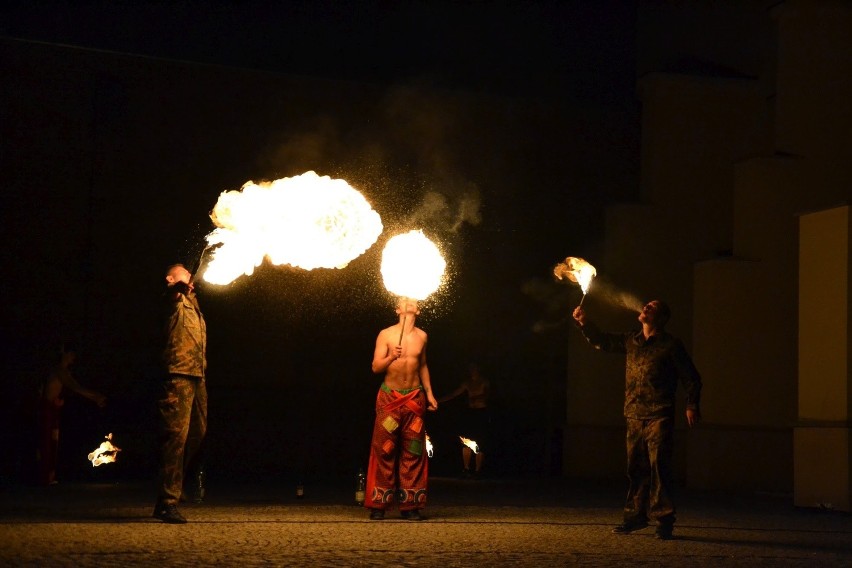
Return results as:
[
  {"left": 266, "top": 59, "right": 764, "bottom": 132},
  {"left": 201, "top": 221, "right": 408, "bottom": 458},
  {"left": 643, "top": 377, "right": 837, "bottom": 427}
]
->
[
  {"left": 153, "top": 264, "right": 208, "bottom": 524},
  {"left": 572, "top": 300, "right": 702, "bottom": 540},
  {"left": 365, "top": 297, "right": 438, "bottom": 521}
]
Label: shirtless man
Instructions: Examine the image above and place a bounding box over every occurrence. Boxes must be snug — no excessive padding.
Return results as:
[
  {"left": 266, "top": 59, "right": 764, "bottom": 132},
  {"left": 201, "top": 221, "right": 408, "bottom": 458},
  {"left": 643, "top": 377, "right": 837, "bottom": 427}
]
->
[
  {"left": 439, "top": 362, "right": 491, "bottom": 478},
  {"left": 37, "top": 344, "right": 107, "bottom": 486},
  {"left": 365, "top": 297, "right": 438, "bottom": 520}
]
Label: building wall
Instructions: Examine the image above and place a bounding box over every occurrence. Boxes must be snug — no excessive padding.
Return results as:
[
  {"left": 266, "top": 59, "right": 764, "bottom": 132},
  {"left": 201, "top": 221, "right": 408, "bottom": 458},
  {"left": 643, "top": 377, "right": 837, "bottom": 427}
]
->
[
  {"left": 564, "top": 72, "right": 771, "bottom": 483},
  {"left": 695, "top": 1, "right": 852, "bottom": 498},
  {"left": 566, "top": 0, "right": 852, "bottom": 497},
  {"left": 794, "top": 206, "right": 851, "bottom": 512}
]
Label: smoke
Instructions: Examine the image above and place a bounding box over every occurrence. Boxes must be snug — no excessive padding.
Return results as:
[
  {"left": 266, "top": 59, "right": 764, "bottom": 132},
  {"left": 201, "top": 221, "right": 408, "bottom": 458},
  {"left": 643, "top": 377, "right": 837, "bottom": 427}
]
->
[
  {"left": 379, "top": 82, "right": 484, "bottom": 234},
  {"left": 522, "top": 277, "right": 573, "bottom": 334},
  {"left": 262, "top": 117, "right": 343, "bottom": 176},
  {"left": 452, "top": 188, "right": 482, "bottom": 231},
  {"left": 589, "top": 278, "right": 644, "bottom": 313},
  {"left": 406, "top": 185, "right": 482, "bottom": 233},
  {"left": 524, "top": 274, "right": 645, "bottom": 334}
]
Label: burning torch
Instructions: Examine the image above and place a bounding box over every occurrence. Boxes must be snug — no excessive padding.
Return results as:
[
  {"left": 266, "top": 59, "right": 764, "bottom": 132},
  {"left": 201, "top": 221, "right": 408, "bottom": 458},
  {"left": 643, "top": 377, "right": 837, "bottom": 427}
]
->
[
  {"left": 459, "top": 436, "right": 479, "bottom": 454},
  {"left": 554, "top": 256, "right": 597, "bottom": 306}
]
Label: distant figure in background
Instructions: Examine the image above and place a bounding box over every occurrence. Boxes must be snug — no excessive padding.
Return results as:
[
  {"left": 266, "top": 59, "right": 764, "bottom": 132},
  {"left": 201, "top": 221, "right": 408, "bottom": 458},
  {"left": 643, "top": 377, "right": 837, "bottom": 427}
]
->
[
  {"left": 573, "top": 300, "right": 702, "bottom": 541},
  {"left": 439, "top": 362, "right": 491, "bottom": 479},
  {"left": 365, "top": 297, "right": 438, "bottom": 521},
  {"left": 154, "top": 264, "right": 207, "bottom": 524},
  {"left": 36, "top": 342, "right": 107, "bottom": 486}
]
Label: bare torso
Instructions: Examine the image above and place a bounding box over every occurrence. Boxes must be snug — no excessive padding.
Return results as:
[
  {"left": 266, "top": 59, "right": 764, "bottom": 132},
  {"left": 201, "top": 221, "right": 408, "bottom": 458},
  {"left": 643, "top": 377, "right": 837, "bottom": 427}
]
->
[
  {"left": 41, "top": 368, "right": 66, "bottom": 404},
  {"left": 465, "top": 377, "right": 489, "bottom": 409},
  {"left": 377, "top": 324, "right": 427, "bottom": 391}
]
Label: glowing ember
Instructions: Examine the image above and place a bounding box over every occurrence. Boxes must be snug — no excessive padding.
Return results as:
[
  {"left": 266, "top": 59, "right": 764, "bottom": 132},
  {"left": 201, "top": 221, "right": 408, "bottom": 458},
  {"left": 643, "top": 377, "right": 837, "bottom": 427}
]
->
[
  {"left": 459, "top": 436, "right": 479, "bottom": 454},
  {"left": 426, "top": 434, "right": 434, "bottom": 458},
  {"left": 87, "top": 433, "right": 121, "bottom": 467},
  {"left": 380, "top": 230, "right": 446, "bottom": 300},
  {"left": 202, "top": 171, "right": 383, "bottom": 285},
  {"left": 553, "top": 256, "right": 597, "bottom": 295}
]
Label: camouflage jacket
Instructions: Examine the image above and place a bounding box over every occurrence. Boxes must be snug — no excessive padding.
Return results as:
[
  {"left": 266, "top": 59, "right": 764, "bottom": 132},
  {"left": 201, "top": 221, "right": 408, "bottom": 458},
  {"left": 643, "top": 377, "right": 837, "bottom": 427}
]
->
[
  {"left": 162, "top": 289, "right": 207, "bottom": 378},
  {"left": 579, "top": 323, "right": 702, "bottom": 419}
]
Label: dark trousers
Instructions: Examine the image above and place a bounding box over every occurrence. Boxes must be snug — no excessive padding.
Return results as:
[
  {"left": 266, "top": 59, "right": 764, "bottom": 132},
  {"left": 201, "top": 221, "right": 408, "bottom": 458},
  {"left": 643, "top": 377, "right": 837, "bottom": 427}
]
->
[
  {"left": 157, "top": 374, "right": 207, "bottom": 505},
  {"left": 623, "top": 417, "right": 676, "bottom": 526},
  {"left": 36, "top": 400, "right": 62, "bottom": 486}
]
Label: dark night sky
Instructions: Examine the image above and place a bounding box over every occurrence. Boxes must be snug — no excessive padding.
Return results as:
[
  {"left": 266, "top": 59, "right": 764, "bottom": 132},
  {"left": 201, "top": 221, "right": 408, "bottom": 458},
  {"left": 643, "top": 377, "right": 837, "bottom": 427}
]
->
[
  {"left": 0, "top": 1, "right": 637, "bottom": 99},
  {"left": 0, "top": 0, "right": 642, "bottom": 343},
  {"left": 1, "top": 1, "right": 642, "bottom": 481}
]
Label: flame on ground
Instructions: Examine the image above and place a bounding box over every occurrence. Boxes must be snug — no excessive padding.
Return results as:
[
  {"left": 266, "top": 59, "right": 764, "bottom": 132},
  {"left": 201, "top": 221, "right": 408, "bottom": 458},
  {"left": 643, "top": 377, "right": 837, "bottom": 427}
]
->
[
  {"left": 87, "top": 433, "right": 121, "bottom": 467},
  {"left": 380, "top": 230, "right": 446, "bottom": 300},
  {"left": 459, "top": 436, "right": 479, "bottom": 454},
  {"left": 202, "top": 171, "right": 383, "bottom": 285},
  {"left": 553, "top": 256, "right": 597, "bottom": 294}
]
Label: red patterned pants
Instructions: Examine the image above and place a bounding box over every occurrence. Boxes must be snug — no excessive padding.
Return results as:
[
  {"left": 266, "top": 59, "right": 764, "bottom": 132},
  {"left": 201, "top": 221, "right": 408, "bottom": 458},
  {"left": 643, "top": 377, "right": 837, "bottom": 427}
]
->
[{"left": 365, "top": 384, "right": 428, "bottom": 511}]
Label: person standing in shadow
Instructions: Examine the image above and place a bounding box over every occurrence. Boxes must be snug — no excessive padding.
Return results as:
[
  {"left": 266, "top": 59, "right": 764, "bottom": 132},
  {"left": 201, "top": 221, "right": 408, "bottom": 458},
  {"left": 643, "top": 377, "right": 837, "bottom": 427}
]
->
[
  {"left": 439, "top": 362, "right": 491, "bottom": 479},
  {"left": 37, "top": 341, "right": 107, "bottom": 486}
]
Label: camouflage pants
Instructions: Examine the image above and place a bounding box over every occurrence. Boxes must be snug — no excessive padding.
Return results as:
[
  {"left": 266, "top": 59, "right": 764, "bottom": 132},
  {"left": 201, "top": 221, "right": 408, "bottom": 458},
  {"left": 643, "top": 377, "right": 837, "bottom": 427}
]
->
[
  {"left": 623, "top": 417, "right": 676, "bottom": 526},
  {"left": 157, "top": 374, "right": 207, "bottom": 505}
]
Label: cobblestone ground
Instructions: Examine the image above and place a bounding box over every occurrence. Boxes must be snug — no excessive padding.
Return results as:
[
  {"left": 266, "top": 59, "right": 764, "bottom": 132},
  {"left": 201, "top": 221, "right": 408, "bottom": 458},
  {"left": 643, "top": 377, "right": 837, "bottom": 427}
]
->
[{"left": 1, "top": 478, "right": 850, "bottom": 567}]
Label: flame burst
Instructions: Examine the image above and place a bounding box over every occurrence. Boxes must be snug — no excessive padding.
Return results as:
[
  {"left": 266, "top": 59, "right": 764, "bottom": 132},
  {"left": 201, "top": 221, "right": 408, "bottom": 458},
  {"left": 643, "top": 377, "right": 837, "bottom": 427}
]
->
[
  {"left": 459, "top": 436, "right": 479, "bottom": 454},
  {"left": 87, "top": 433, "right": 121, "bottom": 467},
  {"left": 553, "top": 256, "right": 597, "bottom": 294},
  {"left": 380, "top": 230, "right": 446, "bottom": 300},
  {"left": 202, "top": 171, "right": 383, "bottom": 285}
]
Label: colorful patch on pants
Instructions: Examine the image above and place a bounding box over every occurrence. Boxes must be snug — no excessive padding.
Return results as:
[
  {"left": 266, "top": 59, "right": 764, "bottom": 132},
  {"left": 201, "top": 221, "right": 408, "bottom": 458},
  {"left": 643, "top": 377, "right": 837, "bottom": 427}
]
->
[
  {"left": 382, "top": 416, "right": 399, "bottom": 433},
  {"left": 408, "top": 438, "right": 423, "bottom": 456},
  {"left": 381, "top": 439, "right": 395, "bottom": 455},
  {"left": 408, "top": 416, "right": 423, "bottom": 433}
]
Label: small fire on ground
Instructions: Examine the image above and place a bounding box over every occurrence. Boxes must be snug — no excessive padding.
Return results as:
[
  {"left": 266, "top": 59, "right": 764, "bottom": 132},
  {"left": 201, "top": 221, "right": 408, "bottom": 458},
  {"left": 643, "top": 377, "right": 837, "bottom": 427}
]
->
[{"left": 87, "top": 433, "right": 121, "bottom": 467}]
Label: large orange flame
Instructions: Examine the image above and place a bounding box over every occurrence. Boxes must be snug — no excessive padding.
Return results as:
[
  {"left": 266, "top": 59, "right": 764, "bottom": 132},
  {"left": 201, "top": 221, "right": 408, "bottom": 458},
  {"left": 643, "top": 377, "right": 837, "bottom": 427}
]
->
[
  {"left": 380, "top": 230, "right": 446, "bottom": 300},
  {"left": 553, "top": 256, "right": 597, "bottom": 295},
  {"left": 202, "top": 171, "right": 383, "bottom": 285}
]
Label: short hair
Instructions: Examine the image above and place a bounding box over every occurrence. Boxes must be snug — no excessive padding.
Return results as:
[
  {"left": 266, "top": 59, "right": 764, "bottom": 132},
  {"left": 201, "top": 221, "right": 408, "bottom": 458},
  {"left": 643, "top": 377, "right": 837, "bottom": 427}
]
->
[
  {"left": 165, "top": 264, "right": 187, "bottom": 278},
  {"left": 655, "top": 301, "right": 671, "bottom": 327}
]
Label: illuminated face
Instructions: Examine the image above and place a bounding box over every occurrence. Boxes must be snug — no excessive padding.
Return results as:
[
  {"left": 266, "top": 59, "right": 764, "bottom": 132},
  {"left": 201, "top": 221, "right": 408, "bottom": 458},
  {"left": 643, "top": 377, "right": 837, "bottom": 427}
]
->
[
  {"left": 165, "top": 265, "right": 193, "bottom": 288},
  {"left": 638, "top": 301, "right": 662, "bottom": 325},
  {"left": 396, "top": 298, "right": 420, "bottom": 316}
]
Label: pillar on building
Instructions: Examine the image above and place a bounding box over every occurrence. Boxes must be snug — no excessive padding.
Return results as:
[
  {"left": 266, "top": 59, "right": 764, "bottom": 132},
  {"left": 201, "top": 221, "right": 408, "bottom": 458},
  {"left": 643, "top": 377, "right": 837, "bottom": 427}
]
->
[{"left": 796, "top": 205, "right": 852, "bottom": 511}]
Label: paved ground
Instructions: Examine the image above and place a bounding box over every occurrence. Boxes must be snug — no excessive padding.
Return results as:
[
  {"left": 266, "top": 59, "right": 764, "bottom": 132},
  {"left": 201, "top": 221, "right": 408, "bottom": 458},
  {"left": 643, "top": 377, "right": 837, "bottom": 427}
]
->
[{"left": 1, "top": 476, "right": 850, "bottom": 567}]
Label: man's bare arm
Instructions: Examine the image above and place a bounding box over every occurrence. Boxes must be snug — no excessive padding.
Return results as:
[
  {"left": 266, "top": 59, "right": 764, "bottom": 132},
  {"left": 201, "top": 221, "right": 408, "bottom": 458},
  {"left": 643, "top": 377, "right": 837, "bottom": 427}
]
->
[
  {"left": 59, "top": 370, "right": 106, "bottom": 407},
  {"left": 371, "top": 330, "right": 401, "bottom": 374},
  {"left": 418, "top": 340, "right": 438, "bottom": 411},
  {"left": 438, "top": 383, "right": 465, "bottom": 403}
]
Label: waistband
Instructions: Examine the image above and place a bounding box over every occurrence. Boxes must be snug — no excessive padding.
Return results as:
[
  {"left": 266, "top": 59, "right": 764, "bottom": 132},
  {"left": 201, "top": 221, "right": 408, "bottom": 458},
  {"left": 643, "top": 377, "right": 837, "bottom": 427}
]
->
[{"left": 381, "top": 383, "right": 422, "bottom": 395}]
